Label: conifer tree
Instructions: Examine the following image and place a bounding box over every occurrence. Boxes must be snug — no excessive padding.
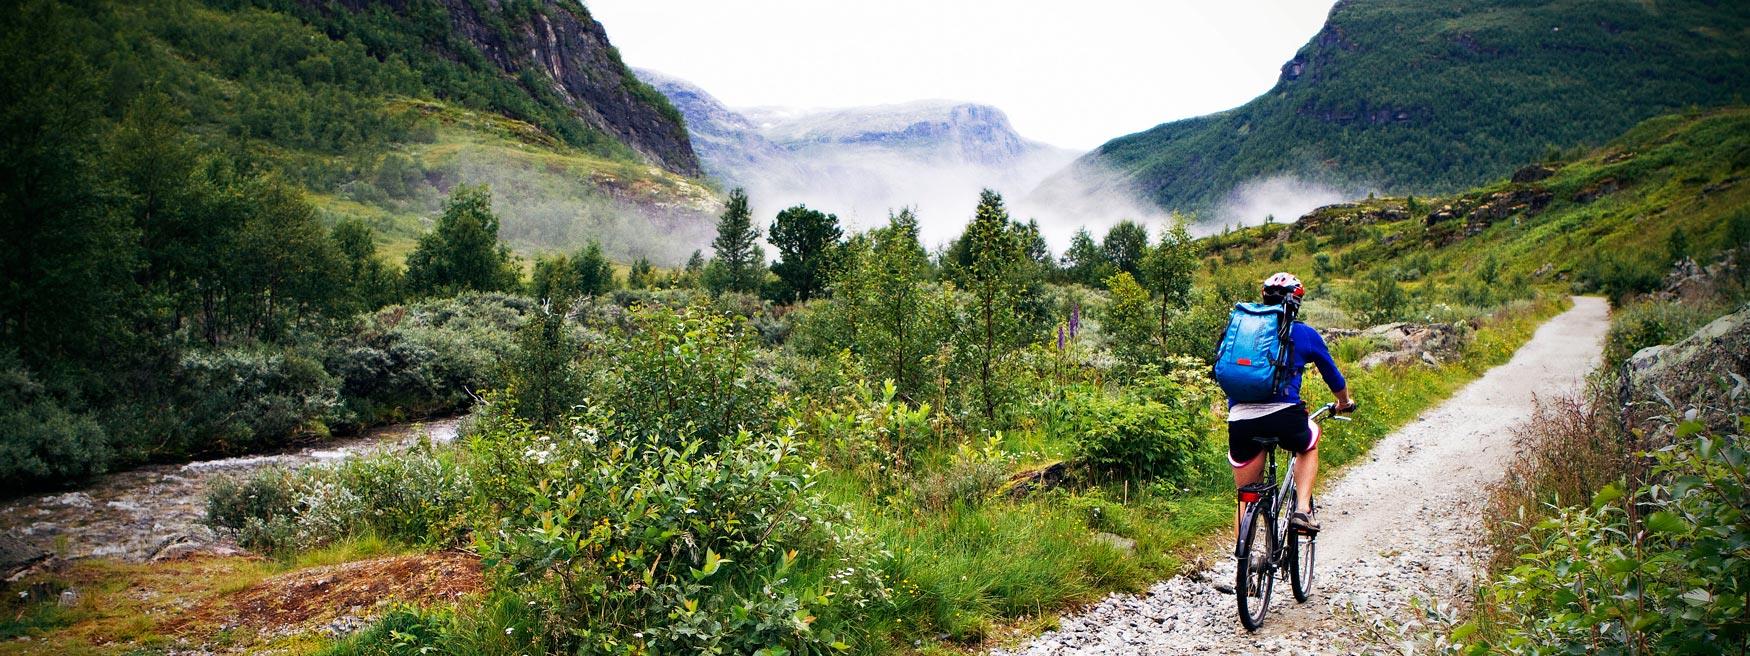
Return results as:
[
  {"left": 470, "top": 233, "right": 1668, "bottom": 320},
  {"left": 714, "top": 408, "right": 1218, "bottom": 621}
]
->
[
  {"left": 960, "top": 189, "right": 1026, "bottom": 421},
  {"left": 706, "top": 188, "right": 764, "bottom": 294}
]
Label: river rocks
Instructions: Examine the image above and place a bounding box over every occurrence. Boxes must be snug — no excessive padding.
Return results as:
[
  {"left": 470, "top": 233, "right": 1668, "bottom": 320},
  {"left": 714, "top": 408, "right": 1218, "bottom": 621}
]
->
[
  {"left": 0, "top": 418, "right": 463, "bottom": 563},
  {"left": 1622, "top": 305, "right": 1750, "bottom": 438},
  {"left": 0, "top": 533, "right": 49, "bottom": 581}
]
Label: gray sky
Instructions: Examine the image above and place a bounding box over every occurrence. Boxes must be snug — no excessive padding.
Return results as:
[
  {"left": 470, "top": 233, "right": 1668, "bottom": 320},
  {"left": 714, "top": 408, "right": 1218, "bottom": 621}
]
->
[{"left": 587, "top": 0, "right": 1339, "bottom": 150}]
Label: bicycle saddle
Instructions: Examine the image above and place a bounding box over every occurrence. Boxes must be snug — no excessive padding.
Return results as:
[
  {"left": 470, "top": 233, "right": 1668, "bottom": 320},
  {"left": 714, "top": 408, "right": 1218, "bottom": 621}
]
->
[{"left": 1250, "top": 436, "right": 1280, "bottom": 446}]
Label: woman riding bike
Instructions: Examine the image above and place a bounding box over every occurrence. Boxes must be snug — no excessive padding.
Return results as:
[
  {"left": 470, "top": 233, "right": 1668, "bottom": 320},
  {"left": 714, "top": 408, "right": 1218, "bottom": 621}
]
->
[{"left": 1226, "top": 273, "right": 1355, "bottom": 541}]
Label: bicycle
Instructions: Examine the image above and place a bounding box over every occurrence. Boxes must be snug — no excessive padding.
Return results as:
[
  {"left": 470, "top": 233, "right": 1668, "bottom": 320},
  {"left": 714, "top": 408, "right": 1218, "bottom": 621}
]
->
[{"left": 1234, "top": 401, "right": 1353, "bottom": 631}]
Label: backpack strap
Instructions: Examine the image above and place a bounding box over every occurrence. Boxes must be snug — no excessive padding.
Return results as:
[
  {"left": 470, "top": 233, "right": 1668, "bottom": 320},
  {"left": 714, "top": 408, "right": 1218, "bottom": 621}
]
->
[{"left": 1269, "top": 301, "right": 1301, "bottom": 397}]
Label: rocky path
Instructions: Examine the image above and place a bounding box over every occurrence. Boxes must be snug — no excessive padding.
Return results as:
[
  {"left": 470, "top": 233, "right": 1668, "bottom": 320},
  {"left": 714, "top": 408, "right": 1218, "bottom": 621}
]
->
[
  {"left": 996, "top": 297, "right": 1610, "bottom": 655},
  {"left": 0, "top": 418, "right": 462, "bottom": 568}
]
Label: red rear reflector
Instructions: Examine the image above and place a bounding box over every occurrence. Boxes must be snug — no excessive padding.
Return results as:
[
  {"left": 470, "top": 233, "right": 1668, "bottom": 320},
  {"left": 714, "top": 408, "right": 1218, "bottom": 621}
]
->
[
  {"left": 1237, "top": 358, "right": 1252, "bottom": 366},
  {"left": 1238, "top": 491, "right": 1261, "bottom": 503}
]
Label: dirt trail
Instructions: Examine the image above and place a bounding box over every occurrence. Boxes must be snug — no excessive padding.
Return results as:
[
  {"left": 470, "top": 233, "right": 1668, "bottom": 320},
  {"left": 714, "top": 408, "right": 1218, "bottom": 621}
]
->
[{"left": 996, "top": 297, "right": 1610, "bottom": 655}]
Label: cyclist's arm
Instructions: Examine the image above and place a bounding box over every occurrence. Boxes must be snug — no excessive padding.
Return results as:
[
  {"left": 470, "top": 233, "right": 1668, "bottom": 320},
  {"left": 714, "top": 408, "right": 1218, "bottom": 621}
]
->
[{"left": 1300, "top": 326, "right": 1350, "bottom": 403}]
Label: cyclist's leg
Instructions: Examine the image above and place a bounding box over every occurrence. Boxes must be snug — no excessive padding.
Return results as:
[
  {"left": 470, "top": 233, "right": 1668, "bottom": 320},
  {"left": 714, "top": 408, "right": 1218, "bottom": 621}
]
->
[
  {"left": 1290, "top": 418, "right": 1322, "bottom": 514},
  {"left": 1228, "top": 424, "right": 1266, "bottom": 539}
]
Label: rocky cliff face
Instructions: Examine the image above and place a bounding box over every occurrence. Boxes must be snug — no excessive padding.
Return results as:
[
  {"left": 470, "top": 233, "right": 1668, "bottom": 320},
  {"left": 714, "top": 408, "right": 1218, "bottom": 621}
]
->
[{"left": 310, "top": 0, "right": 701, "bottom": 177}]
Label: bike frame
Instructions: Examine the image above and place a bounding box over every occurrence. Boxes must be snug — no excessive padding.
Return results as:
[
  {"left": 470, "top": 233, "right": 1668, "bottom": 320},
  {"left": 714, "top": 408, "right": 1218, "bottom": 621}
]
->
[{"left": 1234, "top": 403, "right": 1345, "bottom": 604}]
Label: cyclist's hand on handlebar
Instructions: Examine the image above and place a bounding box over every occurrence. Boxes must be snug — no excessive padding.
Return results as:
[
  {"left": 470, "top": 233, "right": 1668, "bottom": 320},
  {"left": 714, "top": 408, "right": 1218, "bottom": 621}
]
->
[{"left": 1335, "top": 400, "right": 1359, "bottom": 414}]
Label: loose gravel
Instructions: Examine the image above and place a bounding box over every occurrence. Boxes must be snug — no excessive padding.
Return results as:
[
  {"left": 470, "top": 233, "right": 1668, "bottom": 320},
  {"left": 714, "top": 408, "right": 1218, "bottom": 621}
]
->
[{"left": 995, "top": 297, "right": 1609, "bottom": 655}]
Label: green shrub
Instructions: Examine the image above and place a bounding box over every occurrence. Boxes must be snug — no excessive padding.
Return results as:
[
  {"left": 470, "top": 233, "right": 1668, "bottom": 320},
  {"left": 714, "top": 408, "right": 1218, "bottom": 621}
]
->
[
  {"left": 1463, "top": 421, "right": 1750, "bottom": 653},
  {"left": 1602, "top": 298, "right": 1722, "bottom": 366},
  {"left": 1063, "top": 387, "right": 1212, "bottom": 485},
  {"left": 1575, "top": 252, "right": 1664, "bottom": 303},
  {"left": 592, "top": 303, "right": 778, "bottom": 452},
  {"left": 465, "top": 403, "right": 882, "bottom": 654},
  {"left": 326, "top": 293, "right": 530, "bottom": 429},
  {"left": 1342, "top": 269, "right": 1408, "bottom": 326},
  {"left": 171, "top": 344, "right": 338, "bottom": 455},
  {"left": 204, "top": 444, "right": 470, "bottom": 554},
  {"left": 0, "top": 354, "right": 112, "bottom": 488}
]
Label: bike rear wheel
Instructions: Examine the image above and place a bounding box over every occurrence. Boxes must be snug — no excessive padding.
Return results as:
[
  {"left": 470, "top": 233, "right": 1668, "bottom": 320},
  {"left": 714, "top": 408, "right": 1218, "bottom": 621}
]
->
[
  {"left": 1236, "top": 504, "right": 1275, "bottom": 630},
  {"left": 1289, "top": 497, "right": 1317, "bottom": 602}
]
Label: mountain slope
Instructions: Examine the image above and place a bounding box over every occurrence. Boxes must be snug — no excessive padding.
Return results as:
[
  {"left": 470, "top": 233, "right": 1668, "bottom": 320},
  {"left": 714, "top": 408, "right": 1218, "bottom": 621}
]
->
[
  {"left": 1066, "top": 0, "right": 1750, "bottom": 219},
  {"left": 639, "top": 70, "right": 1078, "bottom": 244},
  {"left": 275, "top": 0, "right": 700, "bottom": 177},
  {"left": 47, "top": 0, "right": 718, "bottom": 262}
]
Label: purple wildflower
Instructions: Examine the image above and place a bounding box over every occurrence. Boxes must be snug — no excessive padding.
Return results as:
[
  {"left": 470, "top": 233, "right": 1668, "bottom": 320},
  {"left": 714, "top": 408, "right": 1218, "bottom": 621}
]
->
[
  {"left": 1068, "top": 304, "right": 1081, "bottom": 339},
  {"left": 1057, "top": 325, "right": 1066, "bottom": 350}
]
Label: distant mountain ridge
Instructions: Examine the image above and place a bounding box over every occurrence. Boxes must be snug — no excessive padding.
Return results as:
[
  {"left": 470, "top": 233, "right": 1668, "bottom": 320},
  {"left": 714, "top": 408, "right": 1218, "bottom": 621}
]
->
[
  {"left": 637, "top": 69, "right": 1077, "bottom": 242},
  {"left": 1056, "top": 0, "right": 1750, "bottom": 219}
]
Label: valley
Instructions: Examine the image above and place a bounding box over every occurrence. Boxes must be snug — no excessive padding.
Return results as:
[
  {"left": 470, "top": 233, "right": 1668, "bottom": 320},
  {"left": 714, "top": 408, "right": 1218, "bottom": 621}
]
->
[{"left": 2, "top": 1, "right": 1747, "bottom": 654}]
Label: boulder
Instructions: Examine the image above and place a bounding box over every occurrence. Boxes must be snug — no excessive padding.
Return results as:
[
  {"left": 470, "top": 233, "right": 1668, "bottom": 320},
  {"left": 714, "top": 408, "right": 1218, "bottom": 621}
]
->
[
  {"left": 1001, "top": 461, "right": 1069, "bottom": 499},
  {"left": 1511, "top": 164, "right": 1556, "bottom": 183},
  {"left": 0, "top": 533, "right": 50, "bottom": 581},
  {"left": 1621, "top": 306, "right": 1750, "bottom": 438},
  {"left": 1357, "top": 322, "right": 1470, "bottom": 370},
  {"left": 1573, "top": 177, "right": 1622, "bottom": 203}
]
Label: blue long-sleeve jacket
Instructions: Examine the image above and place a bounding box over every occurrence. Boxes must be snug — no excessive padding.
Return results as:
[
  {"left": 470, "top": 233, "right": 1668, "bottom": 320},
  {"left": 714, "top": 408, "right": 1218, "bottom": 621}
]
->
[{"left": 1228, "top": 322, "right": 1346, "bottom": 408}]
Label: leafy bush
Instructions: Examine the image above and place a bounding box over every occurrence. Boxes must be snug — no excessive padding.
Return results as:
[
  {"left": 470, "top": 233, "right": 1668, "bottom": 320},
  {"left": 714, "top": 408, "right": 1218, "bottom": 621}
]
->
[
  {"left": 1342, "top": 268, "right": 1409, "bottom": 326},
  {"left": 204, "top": 444, "right": 470, "bottom": 554},
  {"left": 170, "top": 345, "right": 338, "bottom": 455},
  {"left": 325, "top": 293, "right": 530, "bottom": 429},
  {"left": 1063, "top": 386, "right": 1212, "bottom": 485},
  {"left": 903, "top": 436, "right": 1014, "bottom": 513},
  {"left": 804, "top": 378, "right": 936, "bottom": 495},
  {"left": 591, "top": 303, "right": 778, "bottom": 452},
  {"left": 465, "top": 404, "right": 883, "bottom": 654},
  {"left": 0, "top": 354, "right": 113, "bottom": 488},
  {"left": 1462, "top": 421, "right": 1750, "bottom": 653},
  {"left": 1575, "top": 252, "right": 1664, "bottom": 303}
]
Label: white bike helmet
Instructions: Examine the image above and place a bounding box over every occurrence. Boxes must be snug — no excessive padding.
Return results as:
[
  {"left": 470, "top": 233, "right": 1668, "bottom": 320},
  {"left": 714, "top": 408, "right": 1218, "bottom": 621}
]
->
[{"left": 1262, "top": 272, "right": 1305, "bottom": 301}]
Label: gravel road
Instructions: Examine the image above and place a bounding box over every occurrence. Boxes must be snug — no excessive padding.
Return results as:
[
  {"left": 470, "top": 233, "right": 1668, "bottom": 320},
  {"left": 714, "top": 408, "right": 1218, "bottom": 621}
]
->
[{"left": 995, "top": 297, "right": 1610, "bottom": 655}]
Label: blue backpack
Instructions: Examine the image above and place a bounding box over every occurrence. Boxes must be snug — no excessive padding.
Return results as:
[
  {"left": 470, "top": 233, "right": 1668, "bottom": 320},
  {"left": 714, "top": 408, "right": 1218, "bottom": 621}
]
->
[{"left": 1213, "top": 302, "right": 1295, "bottom": 403}]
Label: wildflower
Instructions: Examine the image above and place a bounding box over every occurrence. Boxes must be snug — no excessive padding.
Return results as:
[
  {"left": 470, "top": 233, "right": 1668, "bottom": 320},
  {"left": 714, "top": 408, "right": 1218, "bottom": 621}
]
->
[
  {"left": 1069, "top": 303, "right": 1081, "bottom": 338},
  {"left": 1057, "top": 325, "right": 1066, "bottom": 350},
  {"left": 505, "top": 627, "right": 514, "bottom": 635}
]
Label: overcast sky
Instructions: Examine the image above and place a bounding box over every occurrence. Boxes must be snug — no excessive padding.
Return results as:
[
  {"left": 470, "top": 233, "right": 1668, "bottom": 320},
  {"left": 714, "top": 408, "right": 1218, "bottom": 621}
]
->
[{"left": 586, "top": 0, "right": 1338, "bottom": 150}]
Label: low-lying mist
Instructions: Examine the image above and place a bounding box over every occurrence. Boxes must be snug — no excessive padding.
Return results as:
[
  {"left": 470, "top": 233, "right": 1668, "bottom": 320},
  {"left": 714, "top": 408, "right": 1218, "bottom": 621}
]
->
[{"left": 1205, "top": 175, "right": 1354, "bottom": 234}]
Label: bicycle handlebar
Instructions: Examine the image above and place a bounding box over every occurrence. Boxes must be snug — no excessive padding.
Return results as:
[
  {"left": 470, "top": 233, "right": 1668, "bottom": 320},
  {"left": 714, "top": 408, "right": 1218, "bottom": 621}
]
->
[{"left": 1310, "top": 400, "right": 1360, "bottom": 422}]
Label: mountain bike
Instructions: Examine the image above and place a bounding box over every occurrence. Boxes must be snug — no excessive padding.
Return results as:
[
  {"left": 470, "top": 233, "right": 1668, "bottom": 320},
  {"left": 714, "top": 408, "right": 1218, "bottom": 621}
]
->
[{"left": 1234, "top": 401, "right": 1352, "bottom": 631}]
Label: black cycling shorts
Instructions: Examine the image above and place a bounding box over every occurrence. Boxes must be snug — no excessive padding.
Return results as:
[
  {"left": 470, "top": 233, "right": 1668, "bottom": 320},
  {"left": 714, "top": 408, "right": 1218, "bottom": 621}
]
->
[{"left": 1227, "top": 404, "right": 1320, "bottom": 468}]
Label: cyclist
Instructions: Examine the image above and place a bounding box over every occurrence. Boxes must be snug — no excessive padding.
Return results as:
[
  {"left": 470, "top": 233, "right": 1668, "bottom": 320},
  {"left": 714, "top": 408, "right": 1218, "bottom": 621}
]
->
[{"left": 1228, "top": 272, "right": 1355, "bottom": 536}]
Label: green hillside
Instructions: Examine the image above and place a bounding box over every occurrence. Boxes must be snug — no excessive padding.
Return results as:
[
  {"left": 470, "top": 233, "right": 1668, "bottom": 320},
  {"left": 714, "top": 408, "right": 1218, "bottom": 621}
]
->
[
  {"left": 1083, "top": 0, "right": 1750, "bottom": 217},
  {"left": 23, "top": 0, "right": 716, "bottom": 261},
  {"left": 1198, "top": 106, "right": 1750, "bottom": 320}
]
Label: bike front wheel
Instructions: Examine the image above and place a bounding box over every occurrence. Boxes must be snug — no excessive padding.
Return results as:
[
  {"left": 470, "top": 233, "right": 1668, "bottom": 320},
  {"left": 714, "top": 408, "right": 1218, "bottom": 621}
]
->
[{"left": 1236, "top": 504, "right": 1275, "bottom": 631}]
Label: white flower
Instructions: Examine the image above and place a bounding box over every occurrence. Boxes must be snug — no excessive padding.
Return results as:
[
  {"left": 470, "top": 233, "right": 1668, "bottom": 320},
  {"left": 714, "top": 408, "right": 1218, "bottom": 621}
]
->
[{"left": 505, "top": 627, "right": 514, "bottom": 635}]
